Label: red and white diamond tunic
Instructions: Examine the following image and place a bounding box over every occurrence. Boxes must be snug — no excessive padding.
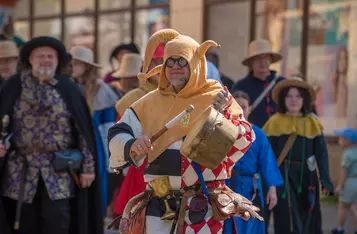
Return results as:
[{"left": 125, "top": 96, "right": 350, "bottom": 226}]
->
[{"left": 109, "top": 108, "right": 255, "bottom": 234}]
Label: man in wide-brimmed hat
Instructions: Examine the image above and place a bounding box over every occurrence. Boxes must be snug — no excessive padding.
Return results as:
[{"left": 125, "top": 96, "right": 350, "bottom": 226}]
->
[
  {"left": 108, "top": 29, "right": 261, "bottom": 234},
  {"left": 111, "top": 53, "right": 142, "bottom": 97},
  {"left": 114, "top": 43, "right": 164, "bottom": 118},
  {"left": 0, "top": 36, "right": 103, "bottom": 234},
  {"left": 0, "top": 40, "right": 18, "bottom": 86},
  {"left": 232, "top": 39, "right": 285, "bottom": 128},
  {"left": 231, "top": 39, "right": 285, "bottom": 233},
  {"left": 103, "top": 43, "right": 140, "bottom": 91}
]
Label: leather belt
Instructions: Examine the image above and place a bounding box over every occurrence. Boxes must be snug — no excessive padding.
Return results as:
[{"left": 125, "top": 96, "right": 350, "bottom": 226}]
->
[{"left": 150, "top": 180, "right": 225, "bottom": 200}]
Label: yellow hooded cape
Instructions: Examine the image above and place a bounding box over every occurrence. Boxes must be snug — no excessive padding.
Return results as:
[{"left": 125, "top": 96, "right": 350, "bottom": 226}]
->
[
  {"left": 115, "top": 80, "right": 157, "bottom": 117},
  {"left": 263, "top": 113, "right": 323, "bottom": 138},
  {"left": 131, "top": 29, "right": 243, "bottom": 163}
]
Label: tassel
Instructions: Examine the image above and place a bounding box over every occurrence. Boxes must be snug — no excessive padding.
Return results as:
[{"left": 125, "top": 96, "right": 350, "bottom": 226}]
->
[{"left": 281, "top": 192, "right": 287, "bottom": 199}]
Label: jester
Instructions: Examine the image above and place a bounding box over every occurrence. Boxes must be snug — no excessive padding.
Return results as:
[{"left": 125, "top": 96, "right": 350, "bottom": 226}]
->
[{"left": 108, "top": 29, "right": 262, "bottom": 234}]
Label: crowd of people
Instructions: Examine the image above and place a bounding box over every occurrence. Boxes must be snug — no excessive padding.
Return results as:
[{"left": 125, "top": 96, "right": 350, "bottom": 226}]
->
[{"left": 0, "top": 27, "right": 355, "bottom": 234}]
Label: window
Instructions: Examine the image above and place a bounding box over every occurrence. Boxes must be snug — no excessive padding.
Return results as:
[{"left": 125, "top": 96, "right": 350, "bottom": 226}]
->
[
  {"left": 306, "top": 0, "right": 356, "bottom": 134},
  {"left": 13, "top": 0, "right": 29, "bottom": 19},
  {"left": 248, "top": 0, "right": 357, "bottom": 134},
  {"left": 65, "top": 17, "right": 94, "bottom": 49},
  {"left": 35, "top": 0, "right": 61, "bottom": 16},
  {"left": 100, "top": 0, "right": 131, "bottom": 10},
  {"left": 98, "top": 13, "right": 131, "bottom": 72},
  {"left": 14, "top": 21, "right": 30, "bottom": 41},
  {"left": 13, "top": 0, "right": 170, "bottom": 74},
  {"left": 134, "top": 8, "right": 169, "bottom": 55},
  {"left": 256, "top": 0, "right": 302, "bottom": 77},
  {"left": 34, "top": 19, "right": 61, "bottom": 39},
  {"left": 136, "top": 0, "right": 169, "bottom": 6},
  {"left": 66, "top": 0, "right": 94, "bottom": 14}
]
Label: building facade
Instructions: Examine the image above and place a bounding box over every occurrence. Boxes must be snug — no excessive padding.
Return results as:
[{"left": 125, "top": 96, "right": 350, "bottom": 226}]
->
[
  {"left": 11, "top": 0, "right": 357, "bottom": 180},
  {"left": 13, "top": 0, "right": 170, "bottom": 72}
]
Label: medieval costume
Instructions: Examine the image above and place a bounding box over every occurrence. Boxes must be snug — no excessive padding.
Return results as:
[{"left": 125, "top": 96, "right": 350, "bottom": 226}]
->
[
  {"left": 112, "top": 43, "right": 164, "bottom": 224},
  {"left": 0, "top": 37, "right": 103, "bottom": 234},
  {"left": 223, "top": 124, "right": 283, "bottom": 234},
  {"left": 0, "top": 40, "right": 18, "bottom": 88},
  {"left": 90, "top": 79, "right": 118, "bottom": 214},
  {"left": 232, "top": 71, "right": 284, "bottom": 127},
  {"left": 231, "top": 39, "right": 285, "bottom": 232},
  {"left": 105, "top": 52, "right": 144, "bottom": 218},
  {"left": 231, "top": 39, "right": 285, "bottom": 128},
  {"left": 71, "top": 46, "right": 118, "bottom": 215},
  {"left": 0, "top": 30, "right": 17, "bottom": 234},
  {"left": 0, "top": 42, "right": 19, "bottom": 231},
  {"left": 0, "top": 138, "right": 10, "bottom": 234},
  {"left": 110, "top": 53, "right": 142, "bottom": 105},
  {"left": 263, "top": 76, "right": 334, "bottom": 234},
  {"left": 108, "top": 29, "right": 262, "bottom": 234}
]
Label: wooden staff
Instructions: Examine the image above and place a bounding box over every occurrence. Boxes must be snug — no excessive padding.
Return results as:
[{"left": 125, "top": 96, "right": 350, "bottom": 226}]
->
[
  {"left": 131, "top": 105, "right": 194, "bottom": 161},
  {"left": 150, "top": 105, "right": 194, "bottom": 142}
]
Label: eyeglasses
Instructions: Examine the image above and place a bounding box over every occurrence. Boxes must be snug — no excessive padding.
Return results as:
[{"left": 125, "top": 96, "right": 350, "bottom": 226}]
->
[{"left": 165, "top": 57, "right": 188, "bottom": 68}]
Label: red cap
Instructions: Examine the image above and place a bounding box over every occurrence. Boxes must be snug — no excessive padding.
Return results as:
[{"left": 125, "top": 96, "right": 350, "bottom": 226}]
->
[{"left": 152, "top": 43, "right": 165, "bottom": 59}]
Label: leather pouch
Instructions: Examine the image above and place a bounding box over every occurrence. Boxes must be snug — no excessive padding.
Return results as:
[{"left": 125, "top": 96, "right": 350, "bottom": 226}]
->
[
  {"left": 188, "top": 194, "right": 208, "bottom": 224},
  {"left": 119, "top": 191, "right": 152, "bottom": 234},
  {"left": 53, "top": 149, "right": 82, "bottom": 172}
]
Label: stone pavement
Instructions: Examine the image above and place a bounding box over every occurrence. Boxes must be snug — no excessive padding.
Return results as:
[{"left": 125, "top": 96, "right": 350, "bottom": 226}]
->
[
  {"left": 319, "top": 203, "right": 355, "bottom": 234},
  {"left": 267, "top": 202, "right": 355, "bottom": 234},
  {"left": 104, "top": 202, "right": 356, "bottom": 234}
]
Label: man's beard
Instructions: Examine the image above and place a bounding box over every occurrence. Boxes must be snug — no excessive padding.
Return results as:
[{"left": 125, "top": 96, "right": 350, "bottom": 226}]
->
[{"left": 37, "top": 65, "right": 57, "bottom": 78}]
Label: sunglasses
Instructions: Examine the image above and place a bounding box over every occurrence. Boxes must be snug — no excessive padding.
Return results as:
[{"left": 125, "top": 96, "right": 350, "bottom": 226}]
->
[{"left": 165, "top": 57, "right": 188, "bottom": 68}]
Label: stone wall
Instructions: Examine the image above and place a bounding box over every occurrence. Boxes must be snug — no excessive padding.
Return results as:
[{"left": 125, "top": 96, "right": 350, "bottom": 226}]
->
[{"left": 170, "top": 0, "right": 203, "bottom": 43}]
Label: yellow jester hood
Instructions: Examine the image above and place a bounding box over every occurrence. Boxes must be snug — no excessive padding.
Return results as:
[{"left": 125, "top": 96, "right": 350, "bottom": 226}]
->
[{"left": 131, "top": 29, "right": 243, "bottom": 163}]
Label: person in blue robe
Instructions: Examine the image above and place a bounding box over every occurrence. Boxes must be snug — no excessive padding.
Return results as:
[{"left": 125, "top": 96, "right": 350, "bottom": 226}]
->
[
  {"left": 223, "top": 91, "right": 283, "bottom": 234},
  {"left": 91, "top": 84, "right": 118, "bottom": 215},
  {"left": 71, "top": 46, "right": 119, "bottom": 215},
  {"left": 231, "top": 39, "right": 285, "bottom": 232}
]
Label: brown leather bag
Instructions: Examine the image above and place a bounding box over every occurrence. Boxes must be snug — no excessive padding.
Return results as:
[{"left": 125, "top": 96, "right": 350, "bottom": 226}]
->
[
  {"left": 127, "top": 205, "right": 147, "bottom": 234},
  {"left": 119, "top": 191, "right": 152, "bottom": 234},
  {"left": 119, "top": 205, "right": 147, "bottom": 234},
  {"left": 209, "top": 185, "right": 263, "bottom": 222}
]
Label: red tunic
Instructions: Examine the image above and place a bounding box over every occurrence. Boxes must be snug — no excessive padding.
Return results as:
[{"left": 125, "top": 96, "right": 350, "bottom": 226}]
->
[{"left": 113, "top": 161, "right": 147, "bottom": 217}]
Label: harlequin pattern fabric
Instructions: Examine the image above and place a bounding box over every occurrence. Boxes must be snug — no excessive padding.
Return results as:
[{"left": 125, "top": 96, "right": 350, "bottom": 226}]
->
[{"left": 109, "top": 108, "right": 255, "bottom": 233}]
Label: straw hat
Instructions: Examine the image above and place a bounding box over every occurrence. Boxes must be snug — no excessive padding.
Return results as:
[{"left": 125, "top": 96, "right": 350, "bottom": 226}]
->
[
  {"left": 242, "top": 39, "right": 282, "bottom": 66},
  {"left": 272, "top": 76, "right": 316, "bottom": 103},
  {"left": 112, "top": 53, "right": 143, "bottom": 78},
  {"left": 0, "top": 40, "right": 18, "bottom": 59},
  {"left": 70, "top": 46, "right": 101, "bottom": 68}
]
